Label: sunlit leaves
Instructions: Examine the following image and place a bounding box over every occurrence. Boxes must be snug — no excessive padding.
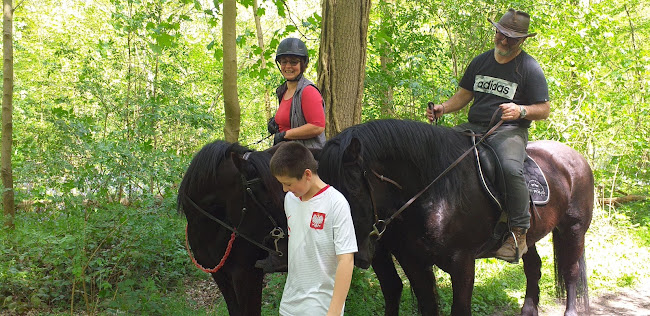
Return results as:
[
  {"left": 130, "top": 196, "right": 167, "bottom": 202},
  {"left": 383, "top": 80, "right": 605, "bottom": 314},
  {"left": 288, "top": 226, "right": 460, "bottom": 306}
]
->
[
  {"left": 285, "top": 24, "right": 297, "bottom": 33},
  {"left": 256, "top": 7, "right": 266, "bottom": 16},
  {"left": 531, "top": 0, "right": 650, "bottom": 191},
  {"left": 274, "top": 0, "right": 286, "bottom": 17},
  {"left": 239, "top": 0, "right": 254, "bottom": 7}
]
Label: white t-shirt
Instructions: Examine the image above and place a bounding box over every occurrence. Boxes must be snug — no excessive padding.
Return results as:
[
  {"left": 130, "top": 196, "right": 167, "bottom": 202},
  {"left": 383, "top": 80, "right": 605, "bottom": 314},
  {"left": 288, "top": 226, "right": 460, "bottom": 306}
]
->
[{"left": 279, "top": 185, "right": 358, "bottom": 316}]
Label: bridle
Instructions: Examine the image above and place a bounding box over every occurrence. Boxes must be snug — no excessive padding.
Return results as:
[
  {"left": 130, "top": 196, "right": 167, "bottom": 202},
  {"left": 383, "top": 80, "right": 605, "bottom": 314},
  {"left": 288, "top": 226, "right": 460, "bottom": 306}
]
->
[
  {"left": 184, "top": 153, "right": 285, "bottom": 272},
  {"left": 357, "top": 166, "right": 402, "bottom": 240}
]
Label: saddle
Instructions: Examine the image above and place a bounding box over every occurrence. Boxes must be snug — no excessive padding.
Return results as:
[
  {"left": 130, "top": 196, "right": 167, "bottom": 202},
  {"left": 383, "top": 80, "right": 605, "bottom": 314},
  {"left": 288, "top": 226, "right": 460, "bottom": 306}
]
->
[
  {"left": 470, "top": 134, "right": 551, "bottom": 258},
  {"left": 472, "top": 135, "right": 550, "bottom": 209}
]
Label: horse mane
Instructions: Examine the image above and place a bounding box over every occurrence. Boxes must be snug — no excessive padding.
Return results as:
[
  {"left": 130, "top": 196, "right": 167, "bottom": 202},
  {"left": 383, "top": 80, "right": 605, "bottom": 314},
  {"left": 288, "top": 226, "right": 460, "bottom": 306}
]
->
[
  {"left": 248, "top": 148, "right": 284, "bottom": 208},
  {"left": 320, "top": 119, "right": 473, "bottom": 204},
  {"left": 177, "top": 140, "right": 283, "bottom": 215},
  {"left": 177, "top": 140, "right": 250, "bottom": 214}
]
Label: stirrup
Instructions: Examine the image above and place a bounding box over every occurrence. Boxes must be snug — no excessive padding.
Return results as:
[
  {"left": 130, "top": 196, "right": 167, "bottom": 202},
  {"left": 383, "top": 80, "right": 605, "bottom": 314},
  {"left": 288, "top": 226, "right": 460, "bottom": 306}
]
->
[{"left": 511, "top": 230, "right": 521, "bottom": 262}]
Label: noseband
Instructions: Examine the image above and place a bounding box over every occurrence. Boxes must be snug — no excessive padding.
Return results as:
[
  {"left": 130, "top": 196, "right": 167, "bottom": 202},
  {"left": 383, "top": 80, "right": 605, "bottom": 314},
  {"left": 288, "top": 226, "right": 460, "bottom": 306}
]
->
[{"left": 354, "top": 165, "right": 403, "bottom": 240}]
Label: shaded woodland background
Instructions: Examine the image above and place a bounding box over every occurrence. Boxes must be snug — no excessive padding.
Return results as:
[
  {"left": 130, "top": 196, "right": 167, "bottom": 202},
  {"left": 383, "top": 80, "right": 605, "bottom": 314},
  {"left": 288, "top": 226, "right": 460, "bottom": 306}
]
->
[{"left": 1, "top": 0, "right": 649, "bottom": 314}]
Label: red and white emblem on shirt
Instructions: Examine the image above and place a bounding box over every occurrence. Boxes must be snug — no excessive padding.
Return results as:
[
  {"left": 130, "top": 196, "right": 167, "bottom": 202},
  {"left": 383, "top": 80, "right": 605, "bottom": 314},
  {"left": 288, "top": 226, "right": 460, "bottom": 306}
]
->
[{"left": 310, "top": 212, "right": 326, "bottom": 230}]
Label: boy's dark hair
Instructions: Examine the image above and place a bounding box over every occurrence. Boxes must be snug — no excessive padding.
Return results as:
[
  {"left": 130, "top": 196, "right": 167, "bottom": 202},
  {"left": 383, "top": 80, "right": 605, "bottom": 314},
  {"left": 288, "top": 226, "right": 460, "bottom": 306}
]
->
[{"left": 270, "top": 142, "right": 318, "bottom": 179}]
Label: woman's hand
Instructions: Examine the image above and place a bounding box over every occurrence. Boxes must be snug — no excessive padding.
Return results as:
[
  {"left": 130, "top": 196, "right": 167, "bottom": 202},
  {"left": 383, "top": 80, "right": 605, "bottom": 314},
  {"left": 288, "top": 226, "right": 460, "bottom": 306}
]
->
[{"left": 267, "top": 117, "right": 280, "bottom": 134}]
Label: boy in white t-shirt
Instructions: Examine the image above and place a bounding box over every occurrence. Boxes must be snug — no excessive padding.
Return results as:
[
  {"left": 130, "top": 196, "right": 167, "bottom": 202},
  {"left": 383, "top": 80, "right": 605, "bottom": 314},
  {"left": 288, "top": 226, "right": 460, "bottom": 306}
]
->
[{"left": 270, "top": 142, "right": 358, "bottom": 316}]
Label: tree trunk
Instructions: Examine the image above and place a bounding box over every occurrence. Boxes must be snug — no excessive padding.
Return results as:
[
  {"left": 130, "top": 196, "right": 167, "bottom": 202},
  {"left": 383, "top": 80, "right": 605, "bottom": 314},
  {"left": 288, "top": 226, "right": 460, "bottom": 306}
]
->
[
  {"left": 252, "top": 0, "right": 272, "bottom": 120},
  {"left": 602, "top": 195, "right": 647, "bottom": 206},
  {"left": 2, "top": 0, "right": 14, "bottom": 228},
  {"left": 378, "top": 0, "right": 395, "bottom": 117},
  {"left": 318, "top": 0, "right": 371, "bottom": 138},
  {"left": 222, "top": 0, "right": 240, "bottom": 142}
]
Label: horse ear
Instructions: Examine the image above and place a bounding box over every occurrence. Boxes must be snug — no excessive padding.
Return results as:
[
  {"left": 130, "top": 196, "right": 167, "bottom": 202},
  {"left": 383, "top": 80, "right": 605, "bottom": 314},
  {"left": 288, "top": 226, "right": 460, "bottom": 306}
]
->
[
  {"left": 265, "top": 143, "right": 282, "bottom": 155},
  {"left": 231, "top": 152, "right": 245, "bottom": 172},
  {"left": 343, "top": 138, "right": 362, "bottom": 163},
  {"left": 310, "top": 148, "right": 322, "bottom": 161}
]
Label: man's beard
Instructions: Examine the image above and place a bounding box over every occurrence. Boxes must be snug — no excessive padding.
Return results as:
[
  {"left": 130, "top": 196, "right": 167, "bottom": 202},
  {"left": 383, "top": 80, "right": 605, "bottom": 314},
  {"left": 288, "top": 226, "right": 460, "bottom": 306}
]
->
[{"left": 496, "top": 46, "right": 513, "bottom": 56}]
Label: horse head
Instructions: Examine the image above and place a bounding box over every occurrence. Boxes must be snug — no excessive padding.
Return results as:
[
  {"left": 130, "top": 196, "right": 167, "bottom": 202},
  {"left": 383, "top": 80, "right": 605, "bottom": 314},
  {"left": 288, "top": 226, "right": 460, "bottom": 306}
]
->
[
  {"left": 231, "top": 148, "right": 288, "bottom": 272},
  {"left": 320, "top": 136, "right": 377, "bottom": 269},
  {"left": 229, "top": 147, "right": 287, "bottom": 250},
  {"left": 178, "top": 140, "right": 236, "bottom": 219}
]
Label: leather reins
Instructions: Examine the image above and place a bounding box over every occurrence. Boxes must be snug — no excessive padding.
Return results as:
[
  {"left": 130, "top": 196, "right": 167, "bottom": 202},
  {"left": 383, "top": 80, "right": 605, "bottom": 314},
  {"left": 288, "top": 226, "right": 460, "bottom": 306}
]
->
[{"left": 366, "top": 116, "right": 505, "bottom": 240}]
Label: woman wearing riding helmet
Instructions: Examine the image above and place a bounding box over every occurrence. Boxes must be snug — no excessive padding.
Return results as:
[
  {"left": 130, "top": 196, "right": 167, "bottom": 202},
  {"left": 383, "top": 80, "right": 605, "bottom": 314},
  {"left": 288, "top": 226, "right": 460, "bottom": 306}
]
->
[{"left": 267, "top": 37, "right": 326, "bottom": 149}]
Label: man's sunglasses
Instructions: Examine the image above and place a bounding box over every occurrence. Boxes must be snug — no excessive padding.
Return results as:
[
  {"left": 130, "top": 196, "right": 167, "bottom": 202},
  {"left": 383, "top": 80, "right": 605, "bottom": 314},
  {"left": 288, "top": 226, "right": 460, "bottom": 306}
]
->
[{"left": 495, "top": 31, "right": 522, "bottom": 46}]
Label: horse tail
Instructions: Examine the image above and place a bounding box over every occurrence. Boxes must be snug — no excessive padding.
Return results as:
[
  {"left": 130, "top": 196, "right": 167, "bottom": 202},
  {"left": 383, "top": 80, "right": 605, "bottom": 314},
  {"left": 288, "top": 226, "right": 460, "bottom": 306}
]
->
[
  {"left": 553, "top": 237, "right": 590, "bottom": 313},
  {"left": 576, "top": 253, "right": 590, "bottom": 312}
]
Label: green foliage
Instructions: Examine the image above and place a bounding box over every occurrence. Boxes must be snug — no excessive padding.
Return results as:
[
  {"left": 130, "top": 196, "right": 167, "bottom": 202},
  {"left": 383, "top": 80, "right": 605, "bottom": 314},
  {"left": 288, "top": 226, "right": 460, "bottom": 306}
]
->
[
  {"left": 529, "top": 1, "right": 650, "bottom": 192},
  {"left": 0, "top": 198, "right": 195, "bottom": 313},
  {"left": 10, "top": 0, "right": 649, "bottom": 204},
  {"left": 345, "top": 268, "right": 420, "bottom": 315},
  {"left": 606, "top": 200, "right": 650, "bottom": 246}
]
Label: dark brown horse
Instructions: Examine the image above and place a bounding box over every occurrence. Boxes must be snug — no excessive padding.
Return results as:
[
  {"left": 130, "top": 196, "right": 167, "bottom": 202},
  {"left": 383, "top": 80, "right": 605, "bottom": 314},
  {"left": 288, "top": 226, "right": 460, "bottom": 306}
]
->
[
  {"left": 318, "top": 119, "right": 593, "bottom": 316},
  {"left": 177, "top": 140, "right": 286, "bottom": 316}
]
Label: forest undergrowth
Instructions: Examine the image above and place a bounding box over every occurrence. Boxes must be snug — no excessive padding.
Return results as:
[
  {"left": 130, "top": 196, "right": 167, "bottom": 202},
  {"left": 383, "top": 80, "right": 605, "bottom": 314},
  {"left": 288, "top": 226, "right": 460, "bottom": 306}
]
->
[{"left": 1, "top": 198, "right": 648, "bottom": 315}]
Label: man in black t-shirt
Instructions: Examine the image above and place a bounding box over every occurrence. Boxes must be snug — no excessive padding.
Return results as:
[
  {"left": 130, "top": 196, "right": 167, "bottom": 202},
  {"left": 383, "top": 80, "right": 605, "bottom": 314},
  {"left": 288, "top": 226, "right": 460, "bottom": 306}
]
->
[{"left": 426, "top": 9, "right": 550, "bottom": 263}]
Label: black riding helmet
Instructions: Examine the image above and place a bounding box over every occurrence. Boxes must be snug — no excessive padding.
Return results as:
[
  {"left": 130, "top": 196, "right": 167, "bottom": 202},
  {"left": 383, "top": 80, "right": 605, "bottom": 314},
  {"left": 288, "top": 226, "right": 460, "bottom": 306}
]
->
[
  {"left": 275, "top": 37, "right": 309, "bottom": 64},
  {"left": 275, "top": 38, "right": 309, "bottom": 82}
]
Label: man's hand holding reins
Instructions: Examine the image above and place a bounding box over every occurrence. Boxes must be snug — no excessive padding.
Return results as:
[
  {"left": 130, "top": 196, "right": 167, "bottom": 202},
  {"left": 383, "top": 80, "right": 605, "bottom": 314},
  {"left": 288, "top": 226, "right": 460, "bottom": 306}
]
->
[
  {"left": 426, "top": 103, "right": 445, "bottom": 123},
  {"left": 499, "top": 102, "right": 522, "bottom": 121}
]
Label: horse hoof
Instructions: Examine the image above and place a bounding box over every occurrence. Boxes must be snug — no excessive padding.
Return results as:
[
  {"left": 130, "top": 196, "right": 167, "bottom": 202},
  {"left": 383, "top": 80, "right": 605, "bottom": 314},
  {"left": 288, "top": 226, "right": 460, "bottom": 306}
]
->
[{"left": 521, "top": 298, "right": 538, "bottom": 316}]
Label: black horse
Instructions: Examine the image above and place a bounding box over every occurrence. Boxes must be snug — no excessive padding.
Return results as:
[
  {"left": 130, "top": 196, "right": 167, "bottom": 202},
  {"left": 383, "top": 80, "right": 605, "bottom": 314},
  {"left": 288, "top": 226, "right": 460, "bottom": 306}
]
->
[
  {"left": 318, "top": 119, "right": 593, "bottom": 316},
  {"left": 177, "top": 140, "right": 286, "bottom": 316}
]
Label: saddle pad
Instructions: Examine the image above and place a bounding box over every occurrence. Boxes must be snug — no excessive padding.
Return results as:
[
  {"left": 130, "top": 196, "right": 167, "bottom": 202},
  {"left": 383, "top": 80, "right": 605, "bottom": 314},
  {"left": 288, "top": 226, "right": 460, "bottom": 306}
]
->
[{"left": 523, "top": 156, "right": 549, "bottom": 205}]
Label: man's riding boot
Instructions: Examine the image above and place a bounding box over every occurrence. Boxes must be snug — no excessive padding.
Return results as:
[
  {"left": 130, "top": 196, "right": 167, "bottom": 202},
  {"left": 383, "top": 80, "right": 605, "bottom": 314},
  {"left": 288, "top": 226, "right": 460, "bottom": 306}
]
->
[{"left": 495, "top": 227, "right": 528, "bottom": 263}]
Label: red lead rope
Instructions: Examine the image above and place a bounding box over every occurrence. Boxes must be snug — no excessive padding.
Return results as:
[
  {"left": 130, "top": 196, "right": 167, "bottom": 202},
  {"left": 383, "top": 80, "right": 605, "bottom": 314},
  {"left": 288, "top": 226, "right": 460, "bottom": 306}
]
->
[{"left": 185, "top": 224, "right": 236, "bottom": 273}]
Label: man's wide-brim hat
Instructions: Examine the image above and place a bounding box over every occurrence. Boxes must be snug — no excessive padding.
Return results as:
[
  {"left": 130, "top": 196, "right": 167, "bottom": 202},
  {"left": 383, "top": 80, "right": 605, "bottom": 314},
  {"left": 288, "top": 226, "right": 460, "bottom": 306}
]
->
[{"left": 488, "top": 9, "right": 537, "bottom": 38}]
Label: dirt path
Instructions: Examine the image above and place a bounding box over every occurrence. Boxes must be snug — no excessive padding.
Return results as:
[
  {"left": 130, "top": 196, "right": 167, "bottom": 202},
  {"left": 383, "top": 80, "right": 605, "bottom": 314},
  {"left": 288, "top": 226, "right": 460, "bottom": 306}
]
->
[
  {"left": 538, "top": 280, "right": 650, "bottom": 316},
  {"left": 185, "top": 277, "right": 650, "bottom": 315}
]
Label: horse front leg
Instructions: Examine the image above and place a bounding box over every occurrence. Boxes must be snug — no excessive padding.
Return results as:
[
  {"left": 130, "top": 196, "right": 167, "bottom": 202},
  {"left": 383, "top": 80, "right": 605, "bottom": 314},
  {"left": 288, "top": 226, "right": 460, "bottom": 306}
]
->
[
  {"left": 212, "top": 271, "right": 242, "bottom": 316},
  {"left": 231, "top": 265, "right": 265, "bottom": 316},
  {"left": 521, "top": 245, "right": 541, "bottom": 316},
  {"left": 394, "top": 252, "right": 439, "bottom": 316},
  {"left": 372, "top": 242, "right": 403, "bottom": 316},
  {"left": 448, "top": 252, "right": 475, "bottom": 316}
]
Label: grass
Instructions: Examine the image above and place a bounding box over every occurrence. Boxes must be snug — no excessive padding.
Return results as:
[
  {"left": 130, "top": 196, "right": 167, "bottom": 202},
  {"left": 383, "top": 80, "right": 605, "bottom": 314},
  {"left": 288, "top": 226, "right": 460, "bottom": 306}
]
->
[{"left": 1, "top": 198, "right": 648, "bottom": 315}]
